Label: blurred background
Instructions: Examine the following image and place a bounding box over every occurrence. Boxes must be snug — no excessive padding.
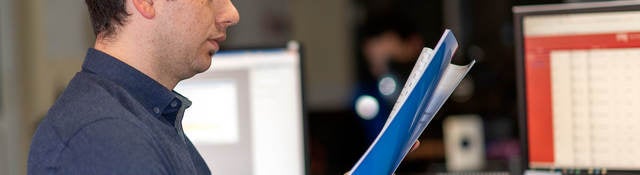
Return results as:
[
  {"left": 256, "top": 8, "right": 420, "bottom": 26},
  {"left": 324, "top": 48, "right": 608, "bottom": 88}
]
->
[{"left": 0, "top": 0, "right": 623, "bottom": 175}]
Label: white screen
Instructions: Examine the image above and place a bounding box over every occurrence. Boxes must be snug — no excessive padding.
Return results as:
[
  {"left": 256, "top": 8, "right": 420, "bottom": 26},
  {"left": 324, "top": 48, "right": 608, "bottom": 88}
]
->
[
  {"left": 179, "top": 80, "right": 239, "bottom": 144},
  {"left": 175, "top": 48, "right": 305, "bottom": 175}
]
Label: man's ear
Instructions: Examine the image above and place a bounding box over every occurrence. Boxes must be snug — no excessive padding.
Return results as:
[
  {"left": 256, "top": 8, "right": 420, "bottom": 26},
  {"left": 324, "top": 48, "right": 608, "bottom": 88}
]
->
[{"left": 132, "top": 0, "right": 155, "bottom": 19}]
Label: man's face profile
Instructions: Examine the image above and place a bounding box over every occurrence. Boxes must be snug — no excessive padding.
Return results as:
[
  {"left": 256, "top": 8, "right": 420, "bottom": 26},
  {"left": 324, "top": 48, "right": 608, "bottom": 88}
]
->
[{"left": 153, "top": 0, "right": 239, "bottom": 80}]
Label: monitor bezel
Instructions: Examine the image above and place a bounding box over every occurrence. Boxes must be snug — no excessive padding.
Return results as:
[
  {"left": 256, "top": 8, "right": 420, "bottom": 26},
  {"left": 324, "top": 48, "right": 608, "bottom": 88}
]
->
[{"left": 513, "top": 1, "right": 640, "bottom": 173}]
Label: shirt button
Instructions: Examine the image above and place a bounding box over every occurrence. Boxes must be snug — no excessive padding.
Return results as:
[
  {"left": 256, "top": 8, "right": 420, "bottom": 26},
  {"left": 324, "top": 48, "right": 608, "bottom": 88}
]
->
[
  {"left": 171, "top": 101, "right": 178, "bottom": 108},
  {"left": 153, "top": 107, "right": 160, "bottom": 114}
]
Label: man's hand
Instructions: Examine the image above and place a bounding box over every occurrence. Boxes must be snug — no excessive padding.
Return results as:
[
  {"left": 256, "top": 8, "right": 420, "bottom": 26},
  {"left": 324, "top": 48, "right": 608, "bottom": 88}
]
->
[
  {"left": 409, "top": 140, "right": 420, "bottom": 152},
  {"left": 344, "top": 140, "right": 421, "bottom": 175}
]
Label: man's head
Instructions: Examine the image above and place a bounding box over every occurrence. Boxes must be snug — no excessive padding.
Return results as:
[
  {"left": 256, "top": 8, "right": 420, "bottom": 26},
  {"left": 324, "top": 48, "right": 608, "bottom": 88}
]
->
[
  {"left": 359, "top": 13, "right": 423, "bottom": 77},
  {"left": 85, "top": 0, "right": 240, "bottom": 88}
]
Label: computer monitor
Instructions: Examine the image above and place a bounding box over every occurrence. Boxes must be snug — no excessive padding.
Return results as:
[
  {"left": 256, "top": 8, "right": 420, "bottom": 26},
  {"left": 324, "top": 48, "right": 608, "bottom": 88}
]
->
[
  {"left": 514, "top": 1, "right": 640, "bottom": 173},
  {"left": 174, "top": 44, "right": 307, "bottom": 175}
]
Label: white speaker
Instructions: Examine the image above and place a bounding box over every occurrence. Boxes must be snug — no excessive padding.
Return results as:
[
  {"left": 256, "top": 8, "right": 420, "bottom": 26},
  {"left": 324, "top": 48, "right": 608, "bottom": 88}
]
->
[{"left": 444, "top": 114, "right": 485, "bottom": 172}]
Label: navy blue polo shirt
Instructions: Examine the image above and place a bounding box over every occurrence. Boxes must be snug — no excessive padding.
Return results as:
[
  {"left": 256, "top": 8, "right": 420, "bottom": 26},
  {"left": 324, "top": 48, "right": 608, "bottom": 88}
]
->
[{"left": 28, "top": 48, "right": 211, "bottom": 175}]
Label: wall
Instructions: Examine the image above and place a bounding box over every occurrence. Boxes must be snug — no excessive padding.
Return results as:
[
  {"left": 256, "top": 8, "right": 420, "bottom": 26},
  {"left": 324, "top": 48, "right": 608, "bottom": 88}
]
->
[
  {"left": 292, "top": 0, "right": 354, "bottom": 111},
  {"left": 0, "top": 0, "right": 22, "bottom": 174},
  {"left": 0, "top": 0, "right": 89, "bottom": 174}
]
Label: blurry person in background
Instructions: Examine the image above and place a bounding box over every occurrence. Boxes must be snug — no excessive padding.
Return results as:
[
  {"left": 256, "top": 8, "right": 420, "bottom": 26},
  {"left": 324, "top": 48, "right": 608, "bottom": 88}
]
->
[
  {"left": 27, "top": 0, "right": 238, "bottom": 174},
  {"left": 352, "top": 12, "right": 425, "bottom": 142}
]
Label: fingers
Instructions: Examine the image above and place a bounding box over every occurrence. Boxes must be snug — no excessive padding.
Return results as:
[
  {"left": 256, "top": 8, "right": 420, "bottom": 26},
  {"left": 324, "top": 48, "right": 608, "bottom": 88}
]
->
[{"left": 410, "top": 140, "right": 421, "bottom": 152}]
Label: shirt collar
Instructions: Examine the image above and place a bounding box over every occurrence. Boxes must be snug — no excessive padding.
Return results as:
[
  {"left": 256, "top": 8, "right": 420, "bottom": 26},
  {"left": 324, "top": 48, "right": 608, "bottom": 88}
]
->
[{"left": 81, "top": 48, "right": 182, "bottom": 118}]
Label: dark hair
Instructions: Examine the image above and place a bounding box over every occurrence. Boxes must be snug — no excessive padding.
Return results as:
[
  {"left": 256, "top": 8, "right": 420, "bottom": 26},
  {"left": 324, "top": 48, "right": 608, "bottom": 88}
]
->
[{"left": 85, "top": 0, "right": 130, "bottom": 38}]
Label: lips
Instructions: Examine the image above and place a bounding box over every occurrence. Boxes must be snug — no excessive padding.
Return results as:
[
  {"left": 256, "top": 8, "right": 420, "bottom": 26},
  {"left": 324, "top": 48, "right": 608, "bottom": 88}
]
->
[
  {"left": 207, "top": 35, "right": 226, "bottom": 56},
  {"left": 207, "top": 39, "right": 219, "bottom": 52}
]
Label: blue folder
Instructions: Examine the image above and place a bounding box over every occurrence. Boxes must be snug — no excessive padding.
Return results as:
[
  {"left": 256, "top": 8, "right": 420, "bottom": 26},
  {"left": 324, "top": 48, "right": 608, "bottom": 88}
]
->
[{"left": 350, "top": 29, "right": 475, "bottom": 175}]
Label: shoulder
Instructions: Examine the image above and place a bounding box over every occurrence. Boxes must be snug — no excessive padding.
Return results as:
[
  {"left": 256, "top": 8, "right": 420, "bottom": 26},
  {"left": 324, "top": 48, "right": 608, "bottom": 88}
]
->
[
  {"left": 29, "top": 72, "right": 153, "bottom": 165},
  {"left": 29, "top": 72, "right": 171, "bottom": 174},
  {"left": 43, "top": 72, "right": 149, "bottom": 140}
]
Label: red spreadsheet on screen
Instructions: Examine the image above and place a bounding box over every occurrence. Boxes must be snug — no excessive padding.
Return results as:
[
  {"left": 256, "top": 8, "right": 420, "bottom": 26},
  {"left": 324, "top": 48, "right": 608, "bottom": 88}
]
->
[{"left": 525, "top": 32, "right": 640, "bottom": 167}]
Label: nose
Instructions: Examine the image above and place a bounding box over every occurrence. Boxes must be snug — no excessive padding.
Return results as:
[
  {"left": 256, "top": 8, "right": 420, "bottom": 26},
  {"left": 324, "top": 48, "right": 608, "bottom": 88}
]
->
[{"left": 217, "top": 0, "right": 240, "bottom": 28}]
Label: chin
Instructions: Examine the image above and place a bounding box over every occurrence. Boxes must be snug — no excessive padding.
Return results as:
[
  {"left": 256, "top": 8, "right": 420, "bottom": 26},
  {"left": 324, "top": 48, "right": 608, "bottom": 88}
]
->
[
  {"left": 194, "top": 56, "right": 213, "bottom": 73},
  {"left": 181, "top": 68, "right": 206, "bottom": 80}
]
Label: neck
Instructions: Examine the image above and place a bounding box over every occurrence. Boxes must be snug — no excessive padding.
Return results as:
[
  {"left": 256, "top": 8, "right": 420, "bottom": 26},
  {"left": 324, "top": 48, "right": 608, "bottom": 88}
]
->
[{"left": 93, "top": 37, "right": 179, "bottom": 90}]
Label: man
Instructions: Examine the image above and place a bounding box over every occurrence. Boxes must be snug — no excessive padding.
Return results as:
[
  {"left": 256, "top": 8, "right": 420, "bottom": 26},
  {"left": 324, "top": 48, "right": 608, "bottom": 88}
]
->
[{"left": 27, "top": 0, "right": 239, "bottom": 174}]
